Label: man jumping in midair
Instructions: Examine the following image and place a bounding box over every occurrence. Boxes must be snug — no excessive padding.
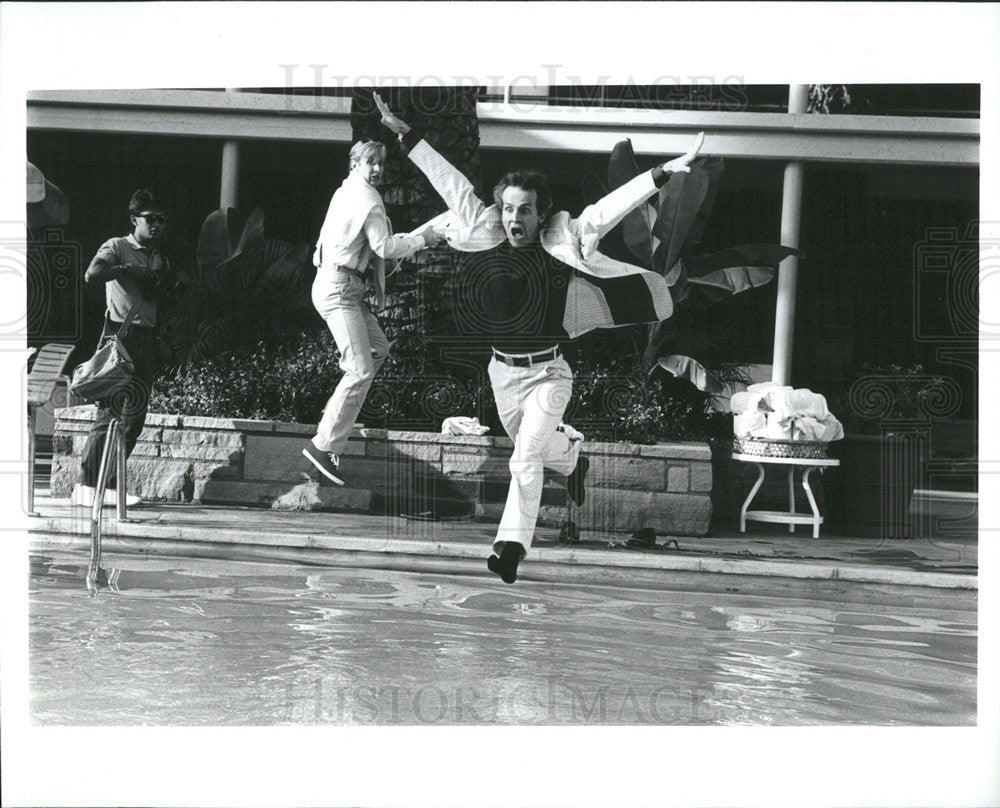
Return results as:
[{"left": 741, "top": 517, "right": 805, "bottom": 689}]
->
[{"left": 376, "top": 93, "right": 702, "bottom": 583}]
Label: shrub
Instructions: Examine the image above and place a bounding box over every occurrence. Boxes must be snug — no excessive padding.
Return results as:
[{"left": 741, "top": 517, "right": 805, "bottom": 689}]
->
[{"left": 151, "top": 328, "right": 730, "bottom": 444}]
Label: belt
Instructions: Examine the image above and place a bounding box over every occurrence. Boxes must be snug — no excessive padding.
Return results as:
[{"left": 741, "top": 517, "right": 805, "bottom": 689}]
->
[
  {"left": 491, "top": 346, "right": 561, "bottom": 367},
  {"left": 333, "top": 264, "right": 364, "bottom": 276}
]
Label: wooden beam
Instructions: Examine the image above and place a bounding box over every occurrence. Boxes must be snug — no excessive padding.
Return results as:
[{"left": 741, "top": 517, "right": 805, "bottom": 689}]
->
[{"left": 27, "top": 89, "right": 979, "bottom": 166}]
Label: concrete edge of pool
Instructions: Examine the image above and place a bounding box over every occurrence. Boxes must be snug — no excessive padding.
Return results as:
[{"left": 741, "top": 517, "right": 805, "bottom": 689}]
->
[{"left": 28, "top": 505, "right": 977, "bottom": 610}]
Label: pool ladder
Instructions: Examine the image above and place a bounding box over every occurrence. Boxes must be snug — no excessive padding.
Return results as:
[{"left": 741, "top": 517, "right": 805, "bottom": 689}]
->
[{"left": 86, "top": 417, "right": 129, "bottom": 595}]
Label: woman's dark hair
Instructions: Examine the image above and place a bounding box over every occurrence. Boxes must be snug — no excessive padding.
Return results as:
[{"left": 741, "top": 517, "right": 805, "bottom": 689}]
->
[
  {"left": 492, "top": 170, "right": 552, "bottom": 217},
  {"left": 128, "top": 188, "right": 162, "bottom": 216}
]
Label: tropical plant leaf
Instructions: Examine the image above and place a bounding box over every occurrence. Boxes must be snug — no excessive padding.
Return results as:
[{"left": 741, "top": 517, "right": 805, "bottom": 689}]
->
[
  {"left": 196, "top": 208, "right": 235, "bottom": 273},
  {"left": 642, "top": 320, "right": 672, "bottom": 369},
  {"left": 608, "top": 139, "right": 654, "bottom": 267},
  {"left": 683, "top": 157, "right": 725, "bottom": 252},
  {"left": 685, "top": 243, "right": 800, "bottom": 274},
  {"left": 652, "top": 164, "right": 709, "bottom": 275},
  {"left": 263, "top": 240, "right": 310, "bottom": 283},
  {"left": 663, "top": 259, "right": 683, "bottom": 288},
  {"left": 236, "top": 207, "right": 266, "bottom": 270},
  {"left": 581, "top": 171, "right": 608, "bottom": 206},
  {"left": 654, "top": 354, "right": 724, "bottom": 394},
  {"left": 686, "top": 266, "right": 775, "bottom": 303}
]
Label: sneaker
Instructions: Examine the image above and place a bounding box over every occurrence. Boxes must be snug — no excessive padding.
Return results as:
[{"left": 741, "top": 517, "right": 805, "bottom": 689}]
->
[
  {"left": 566, "top": 456, "right": 590, "bottom": 507},
  {"left": 70, "top": 484, "right": 95, "bottom": 507},
  {"left": 103, "top": 489, "right": 142, "bottom": 507},
  {"left": 70, "top": 484, "right": 142, "bottom": 508},
  {"left": 302, "top": 442, "right": 345, "bottom": 485}
]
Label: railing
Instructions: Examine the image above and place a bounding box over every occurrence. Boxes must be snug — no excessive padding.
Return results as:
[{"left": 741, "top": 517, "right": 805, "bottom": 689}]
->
[{"left": 86, "top": 417, "right": 128, "bottom": 595}]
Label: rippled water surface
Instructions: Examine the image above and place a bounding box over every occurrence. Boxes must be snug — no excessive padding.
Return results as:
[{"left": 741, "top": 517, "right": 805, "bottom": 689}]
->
[{"left": 29, "top": 551, "right": 976, "bottom": 725}]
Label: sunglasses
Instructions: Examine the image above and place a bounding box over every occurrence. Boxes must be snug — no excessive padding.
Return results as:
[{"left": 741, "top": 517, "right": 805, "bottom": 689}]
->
[{"left": 137, "top": 213, "right": 167, "bottom": 224}]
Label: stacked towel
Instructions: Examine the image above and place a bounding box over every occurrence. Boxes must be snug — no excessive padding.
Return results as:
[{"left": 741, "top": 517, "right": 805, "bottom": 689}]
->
[{"left": 732, "top": 382, "right": 843, "bottom": 442}]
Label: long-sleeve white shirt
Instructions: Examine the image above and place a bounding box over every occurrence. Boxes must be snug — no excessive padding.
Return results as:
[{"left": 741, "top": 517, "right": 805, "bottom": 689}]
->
[{"left": 314, "top": 172, "right": 423, "bottom": 272}]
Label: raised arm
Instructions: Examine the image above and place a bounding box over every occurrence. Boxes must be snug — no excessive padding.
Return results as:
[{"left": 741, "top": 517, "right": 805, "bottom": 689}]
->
[
  {"left": 375, "top": 93, "right": 487, "bottom": 227},
  {"left": 575, "top": 132, "right": 705, "bottom": 243}
]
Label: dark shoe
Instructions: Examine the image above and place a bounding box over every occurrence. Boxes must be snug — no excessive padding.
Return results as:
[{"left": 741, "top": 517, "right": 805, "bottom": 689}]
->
[
  {"left": 487, "top": 541, "right": 524, "bottom": 584},
  {"left": 302, "top": 443, "right": 344, "bottom": 486},
  {"left": 627, "top": 527, "right": 657, "bottom": 548},
  {"left": 566, "top": 456, "right": 589, "bottom": 507}
]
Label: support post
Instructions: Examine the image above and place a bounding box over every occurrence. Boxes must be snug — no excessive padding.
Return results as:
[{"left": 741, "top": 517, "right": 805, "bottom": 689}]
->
[
  {"left": 220, "top": 89, "right": 241, "bottom": 209},
  {"left": 771, "top": 84, "right": 809, "bottom": 386}
]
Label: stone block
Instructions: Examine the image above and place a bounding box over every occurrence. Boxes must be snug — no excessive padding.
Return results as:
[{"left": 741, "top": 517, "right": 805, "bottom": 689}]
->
[
  {"left": 54, "top": 405, "right": 94, "bottom": 425},
  {"left": 161, "top": 429, "right": 245, "bottom": 449},
  {"left": 576, "top": 489, "right": 711, "bottom": 535},
  {"left": 126, "top": 458, "right": 195, "bottom": 502},
  {"left": 366, "top": 438, "right": 443, "bottom": 463},
  {"left": 193, "top": 460, "right": 242, "bottom": 480},
  {"left": 53, "top": 419, "right": 92, "bottom": 434},
  {"left": 199, "top": 478, "right": 370, "bottom": 512},
  {"left": 179, "top": 415, "right": 266, "bottom": 432},
  {"left": 244, "top": 435, "right": 305, "bottom": 481},
  {"left": 131, "top": 442, "right": 161, "bottom": 458},
  {"left": 244, "top": 434, "right": 370, "bottom": 481},
  {"left": 442, "top": 448, "right": 510, "bottom": 477},
  {"left": 667, "top": 465, "right": 690, "bottom": 492},
  {"left": 690, "top": 461, "right": 713, "bottom": 493},
  {"left": 52, "top": 434, "right": 74, "bottom": 455},
  {"left": 161, "top": 444, "right": 243, "bottom": 462},
  {"left": 271, "top": 421, "right": 318, "bottom": 437},
  {"left": 583, "top": 440, "right": 642, "bottom": 457},
  {"left": 271, "top": 482, "right": 372, "bottom": 512},
  {"left": 145, "top": 413, "right": 182, "bottom": 427},
  {"left": 138, "top": 426, "right": 162, "bottom": 443},
  {"left": 639, "top": 441, "right": 712, "bottom": 460},
  {"left": 587, "top": 454, "right": 665, "bottom": 491},
  {"left": 49, "top": 453, "right": 80, "bottom": 497}
]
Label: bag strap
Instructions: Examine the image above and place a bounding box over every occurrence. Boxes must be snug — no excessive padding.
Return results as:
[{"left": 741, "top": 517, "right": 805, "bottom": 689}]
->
[{"left": 115, "top": 300, "right": 142, "bottom": 340}]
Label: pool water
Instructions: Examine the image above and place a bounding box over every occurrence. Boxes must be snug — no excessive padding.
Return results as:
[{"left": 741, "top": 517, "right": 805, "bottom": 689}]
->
[{"left": 29, "top": 551, "right": 976, "bottom": 725}]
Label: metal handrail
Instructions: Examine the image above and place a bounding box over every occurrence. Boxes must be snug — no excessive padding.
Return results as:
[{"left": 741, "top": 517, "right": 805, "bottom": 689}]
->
[{"left": 86, "top": 417, "right": 128, "bottom": 594}]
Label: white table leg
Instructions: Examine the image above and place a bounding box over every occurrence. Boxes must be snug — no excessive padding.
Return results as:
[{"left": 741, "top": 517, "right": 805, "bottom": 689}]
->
[
  {"left": 787, "top": 466, "right": 796, "bottom": 533},
  {"left": 740, "top": 462, "right": 766, "bottom": 533},
  {"left": 802, "top": 466, "right": 821, "bottom": 538}
]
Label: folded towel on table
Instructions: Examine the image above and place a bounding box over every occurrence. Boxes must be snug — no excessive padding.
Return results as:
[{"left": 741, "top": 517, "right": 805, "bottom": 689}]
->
[
  {"left": 729, "top": 391, "right": 766, "bottom": 415},
  {"left": 733, "top": 410, "right": 767, "bottom": 437},
  {"left": 769, "top": 388, "right": 831, "bottom": 421}
]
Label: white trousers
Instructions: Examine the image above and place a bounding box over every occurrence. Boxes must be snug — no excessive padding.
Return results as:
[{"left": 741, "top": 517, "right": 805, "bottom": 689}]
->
[
  {"left": 311, "top": 270, "right": 390, "bottom": 454},
  {"left": 489, "top": 355, "right": 580, "bottom": 557}
]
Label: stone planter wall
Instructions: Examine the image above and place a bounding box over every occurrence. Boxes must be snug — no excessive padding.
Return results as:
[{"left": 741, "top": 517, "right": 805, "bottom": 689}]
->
[{"left": 52, "top": 406, "right": 712, "bottom": 535}]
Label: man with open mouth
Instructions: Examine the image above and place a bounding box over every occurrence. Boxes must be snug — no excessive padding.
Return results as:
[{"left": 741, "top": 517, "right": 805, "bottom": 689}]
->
[{"left": 376, "top": 93, "right": 702, "bottom": 584}]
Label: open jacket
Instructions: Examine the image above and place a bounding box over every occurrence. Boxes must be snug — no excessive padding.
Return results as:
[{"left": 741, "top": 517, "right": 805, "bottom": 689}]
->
[{"left": 403, "top": 138, "right": 673, "bottom": 338}]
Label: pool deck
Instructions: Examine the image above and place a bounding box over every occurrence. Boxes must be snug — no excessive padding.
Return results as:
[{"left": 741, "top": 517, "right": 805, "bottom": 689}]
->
[{"left": 27, "top": 489, "right": 977, "bottom": 604}]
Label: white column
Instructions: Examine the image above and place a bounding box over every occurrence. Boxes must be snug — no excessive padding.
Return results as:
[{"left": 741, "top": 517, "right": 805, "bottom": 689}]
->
[
  {"left": 220, "top": 89, "right": 241, "bottom": 209},
  {"left": 771, "top": 84, "right": 809, "bottom": 386}
]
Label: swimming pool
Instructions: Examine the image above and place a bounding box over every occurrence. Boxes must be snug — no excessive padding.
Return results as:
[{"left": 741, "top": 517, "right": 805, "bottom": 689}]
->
[{"left": 29, "top": 550, "right": 976, "bottom": 725}]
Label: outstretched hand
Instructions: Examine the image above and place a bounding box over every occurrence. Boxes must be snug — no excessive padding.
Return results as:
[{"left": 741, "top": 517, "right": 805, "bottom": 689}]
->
[
  {"left": 420, "top": 225, "right": 446, "bottom": 248},
  {"left": 662, "top": 131, "right": 705, "bottom": 174},
  {"left": 373, "top": 92, "right": 411, "bottom": 136}
]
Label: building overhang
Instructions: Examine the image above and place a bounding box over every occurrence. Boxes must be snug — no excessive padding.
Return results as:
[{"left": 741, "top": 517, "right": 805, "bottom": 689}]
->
[{"left": 27, "top": 89, "right": 979, "bottom": 167}]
